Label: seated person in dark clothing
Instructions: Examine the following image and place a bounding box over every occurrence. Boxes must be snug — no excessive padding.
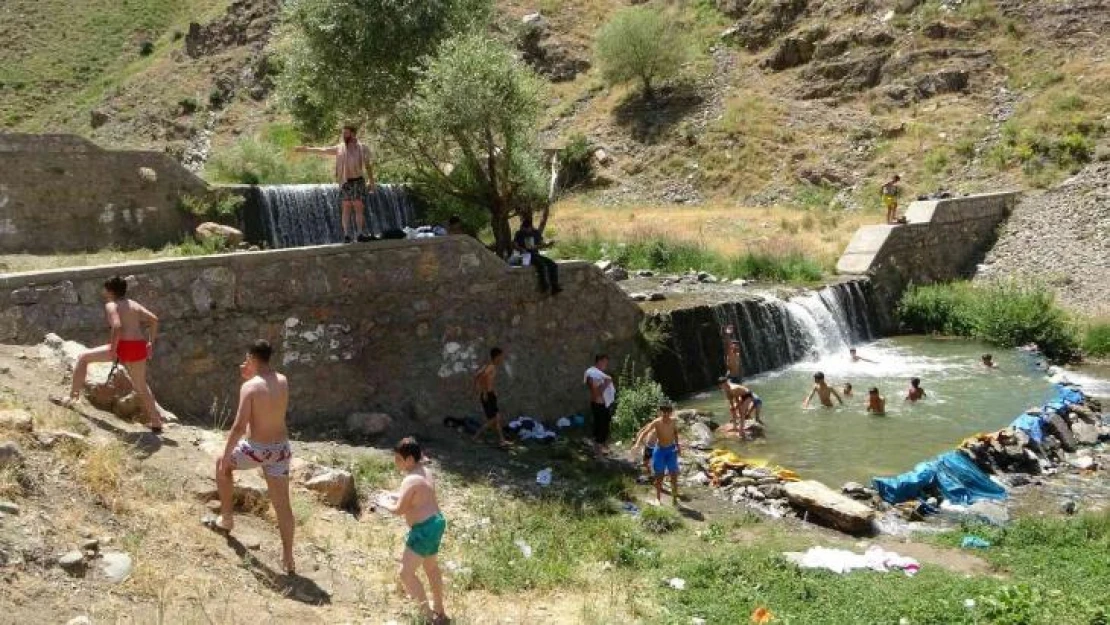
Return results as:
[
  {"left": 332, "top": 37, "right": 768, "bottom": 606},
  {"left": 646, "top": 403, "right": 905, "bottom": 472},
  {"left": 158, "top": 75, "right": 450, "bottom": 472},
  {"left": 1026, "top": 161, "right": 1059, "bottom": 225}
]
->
[
  {"left": 447, "top": 215, "right": 465, "bottom": 236},
  {"left": 513, "top": 216, "right": 561, "bottom": 295}
]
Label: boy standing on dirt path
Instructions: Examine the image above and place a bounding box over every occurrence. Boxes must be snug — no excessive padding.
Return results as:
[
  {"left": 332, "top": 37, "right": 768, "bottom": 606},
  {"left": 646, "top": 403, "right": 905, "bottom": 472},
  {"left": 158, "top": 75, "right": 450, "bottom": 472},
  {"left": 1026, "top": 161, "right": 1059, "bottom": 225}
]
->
[
  {"left": 633, "top": 403, "right": 682, "bottom": 507},
  {"left": 376, "top": 437, "right": 448, "bottom": 625},
  {"left": 209, "top": 340, "right": 296, "bottom": 575},
  {"left": 472, "top": 348, "right": 508, "bottom": 448},
  {"left": 58, "top": 276, "right": 163, "bottom": 434}
]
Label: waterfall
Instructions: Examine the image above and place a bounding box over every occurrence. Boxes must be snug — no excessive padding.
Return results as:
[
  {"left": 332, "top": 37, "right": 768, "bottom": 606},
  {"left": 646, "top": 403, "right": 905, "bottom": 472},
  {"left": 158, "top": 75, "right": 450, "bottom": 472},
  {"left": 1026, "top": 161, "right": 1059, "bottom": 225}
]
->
[
  {"left": 255, "top": 184, "right": 416, "bottom": 248},
  {"left": 650, "top": 280, "right": 880, "bottom": 397}
]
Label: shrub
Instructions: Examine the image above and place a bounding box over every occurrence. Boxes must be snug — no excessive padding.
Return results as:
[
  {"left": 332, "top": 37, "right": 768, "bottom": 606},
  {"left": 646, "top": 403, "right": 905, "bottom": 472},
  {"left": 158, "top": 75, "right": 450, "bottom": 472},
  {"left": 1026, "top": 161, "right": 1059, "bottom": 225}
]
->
[
  {"left": 178, "top": 97, "right": 199, "bottom": 115},
  {"left": 179, "top": 191, "right": 244, "bottom": 223},
  {"left": 924, "top": 148, "right": 950, "bottom": 174},
  {"left": 205, "top": 136, "right": 332, "bottom": 185},
  {"left": 139, "top": 40, "right": 155, "bottom": 56},
  {"left": 612, "top": 359, "right": 667, "bottom": 442},
  {"left": 208, "top": 88, "right": 227, "bottom": 109},
  {"left": 898, "top": 281, "right": 1080, "bottom": 363},
  {"left": 558, "top": 133, "right": 594, "bottom": 191},
  {"left": 1082, "top": 321, "right": 1110, "bottom": 358},
  {"left": 595, "top": 7, "right": 691, "bottom": 99}
]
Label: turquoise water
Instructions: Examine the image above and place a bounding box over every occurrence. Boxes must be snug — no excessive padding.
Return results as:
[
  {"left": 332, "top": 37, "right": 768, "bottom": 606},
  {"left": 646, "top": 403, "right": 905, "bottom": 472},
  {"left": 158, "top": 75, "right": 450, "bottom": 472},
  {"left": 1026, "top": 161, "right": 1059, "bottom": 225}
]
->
[{"left": 678, "top": 336, "right": 1069, "bottom": 487}]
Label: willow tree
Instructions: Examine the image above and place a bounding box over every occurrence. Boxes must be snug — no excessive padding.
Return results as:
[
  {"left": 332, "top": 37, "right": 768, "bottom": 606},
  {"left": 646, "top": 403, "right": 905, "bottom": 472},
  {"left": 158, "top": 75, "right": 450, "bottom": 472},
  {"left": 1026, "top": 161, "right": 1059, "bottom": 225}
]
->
[{"left": 386, "top": 34, "right": 548, "bottom": 256}]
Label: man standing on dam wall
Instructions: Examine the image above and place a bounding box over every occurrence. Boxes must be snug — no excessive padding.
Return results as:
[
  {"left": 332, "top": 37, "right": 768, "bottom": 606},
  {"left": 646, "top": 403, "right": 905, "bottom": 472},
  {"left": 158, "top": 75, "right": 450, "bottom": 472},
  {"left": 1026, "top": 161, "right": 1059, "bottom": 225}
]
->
[{"left": 295, "top": 124, "right": 377, "bottom": 243}]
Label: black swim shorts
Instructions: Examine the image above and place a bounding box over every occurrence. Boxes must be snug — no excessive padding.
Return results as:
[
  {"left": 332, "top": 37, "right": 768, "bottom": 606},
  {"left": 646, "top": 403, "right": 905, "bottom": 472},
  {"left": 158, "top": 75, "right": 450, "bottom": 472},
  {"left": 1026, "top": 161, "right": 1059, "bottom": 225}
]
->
[{"left": 480, "top": 392, "right": 499, "bottom": 420}]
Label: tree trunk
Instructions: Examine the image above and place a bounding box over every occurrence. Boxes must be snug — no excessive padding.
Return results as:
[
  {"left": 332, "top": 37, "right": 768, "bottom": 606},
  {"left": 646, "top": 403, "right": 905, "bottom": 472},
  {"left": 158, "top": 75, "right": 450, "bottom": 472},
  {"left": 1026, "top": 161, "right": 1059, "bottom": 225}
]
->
[{"left": 490, "top": 207, "right": 513, "bottom": 258}]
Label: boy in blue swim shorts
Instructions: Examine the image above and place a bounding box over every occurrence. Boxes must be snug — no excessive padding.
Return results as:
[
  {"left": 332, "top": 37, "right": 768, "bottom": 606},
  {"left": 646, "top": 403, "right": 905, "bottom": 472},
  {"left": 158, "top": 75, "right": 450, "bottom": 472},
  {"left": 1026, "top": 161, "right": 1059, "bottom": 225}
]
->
[
  {"left": 633, "top": 402, "right": 682, "bottom": 507},
  {"left": 375, "top": 438, "right": 448, "bottom": 624}
]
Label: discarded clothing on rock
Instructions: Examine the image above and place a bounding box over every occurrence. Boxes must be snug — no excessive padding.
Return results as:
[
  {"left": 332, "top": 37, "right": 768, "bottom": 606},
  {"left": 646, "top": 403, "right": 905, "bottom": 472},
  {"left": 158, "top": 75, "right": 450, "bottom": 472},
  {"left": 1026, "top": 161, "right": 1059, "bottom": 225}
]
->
[{"left": 784, "top": 546, "right": 920, "bottom": 576}]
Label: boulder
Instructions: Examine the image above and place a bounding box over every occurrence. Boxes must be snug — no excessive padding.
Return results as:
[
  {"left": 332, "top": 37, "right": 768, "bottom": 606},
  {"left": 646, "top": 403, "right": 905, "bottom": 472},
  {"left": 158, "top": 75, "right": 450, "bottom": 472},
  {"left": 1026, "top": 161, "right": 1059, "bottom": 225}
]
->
[
  {"left": 0, "top": 501, "right": 20, "bottom": 515},
  {"left": 0, "top": 409, "right": 33, "bottom": 433},
  {"left": 346, "top": 412, "right": 392, "bottom": 438},
  {"left": 35, "top": 430, "right": 89, "bottom": 450},
  {"left": 195, "top": 222, "right": 244, "bottom": 247},
  {"left": 913, "top": 69, "right": 969, "bottom": 99},
  {"left": 97, "top": 551, "right": 133, "bottom": 583},
  {"left": 190, "top": 474, "right": 269, "bottom": 511},
  {"left": 1071, "top": 421, "right": 1099, "bottom": 445},
  {"left": 783, "top": 480, "right": 876, "bottom": 534},
  {"left": 648, "top": 292, "right": 667, "bottom": 302},
  {"left": 0, "top": 441, "right": 23, "bottom": 467},
  {"left": 58, "top": 551, "right": 86, "bottom": 576},
  {"left": 605, "top": 266, "right": 630, "bottom": 282},
  {"left": 89, "top": 109, "right": 111, "bottom": 129},
  {"left": 761, "top": 36, "right": 815, "bottom": 71},
  {"left": 304, "top": 469, "right": 356, "bottom": 508},
  {"left": 1044, "top": 414, "right": 1078, "bottom": 452},
  {"left": 688, "top": 421, "right": 714, "bottom": 450}
]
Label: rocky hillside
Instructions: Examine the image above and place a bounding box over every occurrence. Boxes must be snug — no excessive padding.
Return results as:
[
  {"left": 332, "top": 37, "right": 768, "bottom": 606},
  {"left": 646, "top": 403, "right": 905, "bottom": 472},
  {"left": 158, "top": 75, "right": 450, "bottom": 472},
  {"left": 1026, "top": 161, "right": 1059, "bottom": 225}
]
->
[
  {"left": 2, "top": 0, "right": 1108, "bottom": 219},
  {"left": 976, "top": 162, "right": 1110, "bottom": 318}
]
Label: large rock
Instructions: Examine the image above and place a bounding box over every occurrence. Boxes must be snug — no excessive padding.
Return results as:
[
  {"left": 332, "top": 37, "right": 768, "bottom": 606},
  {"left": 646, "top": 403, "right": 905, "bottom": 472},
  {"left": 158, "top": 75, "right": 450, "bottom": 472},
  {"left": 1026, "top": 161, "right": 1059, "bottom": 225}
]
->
[
  {"left": 195, "top": 222, "right": 244, "bottom": 247},
  {"left": 1071, "top": 421, "right": 1099, "bottom": 445},
  {"left": 761, "top": 37, "right": 815, "bottom": 70},
  {"left": 688, "top": 421, "right": 714, "bottom": 450},
  {"left": 0, "top": 409, "right": 33, "bottom": 432},
  {"left": 346, "top": 412, "right": 392, "bottom": 438},
  {"left": 0, "top": 441, "right": 23, "bottom": 467},
  {"left": 97, "top": 551, "right": 133, "bottom": 583},
  {"left": 1044, "top": 414, "right": 1078, "bottom": 452},
  {"left": 783, "top": 480, "right": 876, "bottom": 534},
  {"left": 304, "top": 469, "right": 356, "bottom": 508}
]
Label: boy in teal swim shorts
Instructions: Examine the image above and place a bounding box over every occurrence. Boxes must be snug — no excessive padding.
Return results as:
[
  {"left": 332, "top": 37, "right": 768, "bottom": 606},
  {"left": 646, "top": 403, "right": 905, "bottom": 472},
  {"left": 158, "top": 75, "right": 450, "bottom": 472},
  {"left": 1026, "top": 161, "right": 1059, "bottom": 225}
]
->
[{"left": 376, "top": 437, "right": 448, "bottom": 624}]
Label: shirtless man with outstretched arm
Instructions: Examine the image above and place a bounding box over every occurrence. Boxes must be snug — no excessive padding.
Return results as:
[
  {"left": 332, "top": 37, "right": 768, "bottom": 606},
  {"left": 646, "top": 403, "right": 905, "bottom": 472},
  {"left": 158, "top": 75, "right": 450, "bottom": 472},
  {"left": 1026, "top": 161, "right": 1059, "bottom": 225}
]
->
[
  {"left": 376, "top": 437, "right": 448, "bottom": 624},
  {"left": 210, "top": 340, "right": 296, "bottom": 574},
  {"left": 295, "top": 124, "right": 376, "bottom": 243},
  {"left": 59, "top": 276, "right": 163, "bottom": 433}
]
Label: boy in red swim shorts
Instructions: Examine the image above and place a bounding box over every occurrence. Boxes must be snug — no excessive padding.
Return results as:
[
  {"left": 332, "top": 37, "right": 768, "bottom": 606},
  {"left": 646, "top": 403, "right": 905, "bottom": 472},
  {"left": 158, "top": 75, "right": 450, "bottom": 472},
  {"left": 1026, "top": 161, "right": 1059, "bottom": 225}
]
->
[{"left": 62, "top": 276, "right": 164, "bottom": 433}]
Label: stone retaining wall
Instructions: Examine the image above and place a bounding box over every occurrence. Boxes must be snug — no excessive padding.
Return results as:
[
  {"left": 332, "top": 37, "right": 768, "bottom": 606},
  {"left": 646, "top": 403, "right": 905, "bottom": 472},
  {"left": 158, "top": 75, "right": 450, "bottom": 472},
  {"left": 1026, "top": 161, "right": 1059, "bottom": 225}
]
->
[
  {"left": 836, "top": 191, "right": 1019, "bottom": 330},
  {"left": 0, "top": 237, "right": 643, "bottom": 425},
  {"left": 0, "top": 133, "right": 204, "bottom": 254}
]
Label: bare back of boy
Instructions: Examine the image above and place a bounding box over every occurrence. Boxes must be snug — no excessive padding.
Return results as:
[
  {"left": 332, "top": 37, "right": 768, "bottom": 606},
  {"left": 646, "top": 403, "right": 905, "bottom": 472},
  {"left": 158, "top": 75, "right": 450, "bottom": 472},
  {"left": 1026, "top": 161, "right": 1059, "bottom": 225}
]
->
[{"left": 243, "top": 372, "right": 289, "bottom": 443}]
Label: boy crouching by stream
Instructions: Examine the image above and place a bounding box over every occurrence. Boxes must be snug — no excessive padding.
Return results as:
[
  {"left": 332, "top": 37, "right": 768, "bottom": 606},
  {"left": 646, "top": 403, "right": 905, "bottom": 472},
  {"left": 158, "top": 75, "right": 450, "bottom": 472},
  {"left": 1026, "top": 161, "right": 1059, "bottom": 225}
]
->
[{"left": 633, "top": 403, "right": 681, "bottom": 507}]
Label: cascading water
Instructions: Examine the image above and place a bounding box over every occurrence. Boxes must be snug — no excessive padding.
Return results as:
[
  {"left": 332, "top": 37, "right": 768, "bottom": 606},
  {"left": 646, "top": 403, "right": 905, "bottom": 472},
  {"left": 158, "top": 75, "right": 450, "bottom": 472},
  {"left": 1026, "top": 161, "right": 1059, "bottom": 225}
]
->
[
  {"left": 256, "top": 184, "right": 416, "bottom": 248},
  {"left": 650, "top": 279, "right": 880, "bottom": 397}
]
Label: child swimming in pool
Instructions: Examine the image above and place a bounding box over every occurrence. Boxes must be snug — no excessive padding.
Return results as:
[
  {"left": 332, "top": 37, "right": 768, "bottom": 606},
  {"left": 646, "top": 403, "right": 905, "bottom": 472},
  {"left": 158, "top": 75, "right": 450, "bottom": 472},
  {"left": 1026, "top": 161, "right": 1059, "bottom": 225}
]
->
[{"left": 842, "top": 382, "right": 854, "bottom": 398}]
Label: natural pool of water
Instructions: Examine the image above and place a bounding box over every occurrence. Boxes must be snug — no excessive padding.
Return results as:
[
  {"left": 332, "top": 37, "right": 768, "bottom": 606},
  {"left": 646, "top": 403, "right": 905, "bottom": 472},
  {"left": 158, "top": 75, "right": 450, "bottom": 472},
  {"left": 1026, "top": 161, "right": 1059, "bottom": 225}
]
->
[{"left": 677, "top": 336, "right": 1102, "bottom": 487}]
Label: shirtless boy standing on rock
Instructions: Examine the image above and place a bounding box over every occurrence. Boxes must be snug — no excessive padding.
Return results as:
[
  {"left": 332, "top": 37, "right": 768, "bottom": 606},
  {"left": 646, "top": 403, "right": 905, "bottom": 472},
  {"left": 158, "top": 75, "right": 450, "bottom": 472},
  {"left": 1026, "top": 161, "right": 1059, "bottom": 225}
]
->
[
  {"left": 208, "top": 340, "right": 296, "bottom": 575},
  {"left": 376, "top": 437, "right": 448, "bottom": 624},
  {"left": 59, "top": 276, "right": 163, "bottom": 434}
]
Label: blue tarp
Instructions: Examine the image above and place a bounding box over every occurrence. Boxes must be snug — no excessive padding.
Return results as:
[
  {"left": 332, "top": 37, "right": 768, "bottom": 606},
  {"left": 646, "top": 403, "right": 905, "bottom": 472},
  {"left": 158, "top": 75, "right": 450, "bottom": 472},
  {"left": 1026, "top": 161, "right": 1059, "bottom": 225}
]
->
[
  {"left": 873, "top": 451, "right": 1007, "bottom": 505},
  {"left": 1011, "top": 413, "right": 1045, "bottom": 443},
  {"left": 1055, "top": 384, "right": 1085, "bottom": 406}
]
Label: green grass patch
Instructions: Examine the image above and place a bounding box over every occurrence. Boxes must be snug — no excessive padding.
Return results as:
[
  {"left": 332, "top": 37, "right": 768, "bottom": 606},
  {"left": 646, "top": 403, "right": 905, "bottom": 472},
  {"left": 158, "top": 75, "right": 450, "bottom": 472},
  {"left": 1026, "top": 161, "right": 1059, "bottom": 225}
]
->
[
  {"left": 350, "top": 454, "right": 395, "bottom": 491},
  {"left": 554, "top": 234, "right": 825, "bottom": 283},
  {"left": 898, "top": 281, "right": 1080, "bottom": 363},
  {"left": 1082, "top": 320, "right": 1110, "bottom": 358}
]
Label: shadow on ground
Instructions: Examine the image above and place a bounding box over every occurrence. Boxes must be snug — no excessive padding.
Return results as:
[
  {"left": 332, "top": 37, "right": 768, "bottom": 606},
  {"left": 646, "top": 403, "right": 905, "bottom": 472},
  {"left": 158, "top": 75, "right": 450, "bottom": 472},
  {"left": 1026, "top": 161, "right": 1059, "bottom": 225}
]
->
[{"left": 613, "top": 82, "right": 704, "bottom": 144}]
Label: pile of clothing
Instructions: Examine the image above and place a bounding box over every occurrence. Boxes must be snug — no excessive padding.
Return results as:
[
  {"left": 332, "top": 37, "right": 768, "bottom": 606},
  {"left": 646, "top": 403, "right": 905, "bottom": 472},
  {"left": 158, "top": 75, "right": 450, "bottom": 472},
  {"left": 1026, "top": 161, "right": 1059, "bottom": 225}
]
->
[
  {"left": 508, "top": 417, "right": 558, "bottom": 442},
  {"left": 784, "top": 546, "right": 920, "bottom": 576},
  {"left": 706, "top": 449, "right": 801, "bottom": 483}
]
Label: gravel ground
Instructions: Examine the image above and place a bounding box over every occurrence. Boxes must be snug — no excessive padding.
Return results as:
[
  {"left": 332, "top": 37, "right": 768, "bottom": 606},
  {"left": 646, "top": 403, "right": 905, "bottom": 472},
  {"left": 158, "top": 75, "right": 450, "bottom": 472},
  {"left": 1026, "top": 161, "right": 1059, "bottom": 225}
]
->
[{"left": 976, "top": 163, "right": 1110, "bottom": 318}]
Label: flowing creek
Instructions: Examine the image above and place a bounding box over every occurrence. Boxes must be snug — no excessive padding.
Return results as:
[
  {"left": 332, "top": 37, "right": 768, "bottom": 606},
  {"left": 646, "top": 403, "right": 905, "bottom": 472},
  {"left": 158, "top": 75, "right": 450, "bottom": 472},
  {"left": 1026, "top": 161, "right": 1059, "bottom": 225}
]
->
[{"left": 677, "top": 336, "right": 1089, "bottom": 487}]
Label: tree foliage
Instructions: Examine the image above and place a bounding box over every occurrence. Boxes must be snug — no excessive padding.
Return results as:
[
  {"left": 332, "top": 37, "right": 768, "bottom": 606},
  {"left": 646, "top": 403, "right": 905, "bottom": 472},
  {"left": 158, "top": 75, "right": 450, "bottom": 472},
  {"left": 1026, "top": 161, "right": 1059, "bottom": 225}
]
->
[
  {"left": 387, "top": 33, "right": 548, "bottom": 255},
  {"left": 276, "top": 0, "right": 490, "bottom": 138},
  {"left": 595, "top": 7, "right": 691, "bottom": 99}
]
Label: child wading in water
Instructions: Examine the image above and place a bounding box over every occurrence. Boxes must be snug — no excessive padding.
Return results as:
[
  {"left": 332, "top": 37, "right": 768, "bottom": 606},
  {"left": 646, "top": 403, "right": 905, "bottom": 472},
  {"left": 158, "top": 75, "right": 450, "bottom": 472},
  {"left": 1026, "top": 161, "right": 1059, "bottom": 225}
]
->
[
  {"left": 633, "top": 403, "right": 682, "bottom": 507},
  {"left": 842, "top": 383, "right": 854, "bottom": 398},
  {"left": 803, "top": 372, "right": 844, "bottom": 408},
  {"left": 906, "top": 378, "right": 927, "bottom": 402},
  {"left": 866, "top": 387, "right": 886, "bottom": 415},
  {"left": 375, "top": 438, "right": 448, "bottom": 624}
]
